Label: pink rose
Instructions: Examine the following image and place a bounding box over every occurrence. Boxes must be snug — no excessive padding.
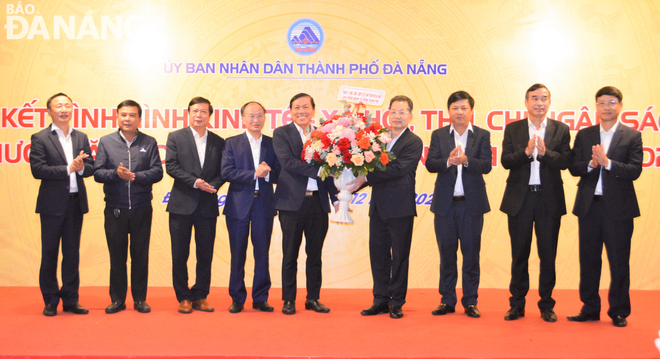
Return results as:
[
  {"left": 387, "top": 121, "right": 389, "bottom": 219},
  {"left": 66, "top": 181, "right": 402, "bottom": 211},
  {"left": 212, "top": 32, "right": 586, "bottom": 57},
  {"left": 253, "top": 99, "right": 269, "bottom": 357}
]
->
[
  {"left": 364, "top": 151, "right": 375, "bottom": 163},
  {"left": 341, "top": 128, "right": 356, "bottom": 142},
  {"left": 372, "top": 143, "right": 381, "bottom": 152}
]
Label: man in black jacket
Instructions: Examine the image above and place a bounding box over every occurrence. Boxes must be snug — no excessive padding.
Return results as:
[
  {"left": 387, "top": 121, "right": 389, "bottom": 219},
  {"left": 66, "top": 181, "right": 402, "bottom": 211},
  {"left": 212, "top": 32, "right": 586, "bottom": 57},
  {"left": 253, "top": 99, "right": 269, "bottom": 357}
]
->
[
  {"left": 94, "top": 100, "right": 163, "bottom": 314},
  {"left": 30, "top": 93, "right": 94, "bottom": 316}
]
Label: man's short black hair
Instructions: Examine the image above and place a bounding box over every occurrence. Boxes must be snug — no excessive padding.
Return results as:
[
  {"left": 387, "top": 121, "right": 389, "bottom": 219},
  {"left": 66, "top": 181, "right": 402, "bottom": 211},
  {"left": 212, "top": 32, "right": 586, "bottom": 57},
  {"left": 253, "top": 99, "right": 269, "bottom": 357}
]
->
[
  {"left": 240, "top": 101, "right": 267, "bottom": 116},
  {"left": 46, "top": 92, "right": 73, "bottom": 110},
  {"left": 447, "top": 91, "right": 474, "bottom": 109},
  {"left": 117, "top": 99, "right": 142, "bottom": 118},
  {"left": 188, "top": 96, "right": 213, "bottom": 115},
  {"left": 289, "top": 93, "right": 315, "bottom": 110},
  {"left": 595, "top": 86, "right": 623, "bottom": 103},
  {"left": 525, "top": 83, "right": 550, "bottom": 100},
  {"left": 389, "top": 95, "right": 413, "bottom": 112}
]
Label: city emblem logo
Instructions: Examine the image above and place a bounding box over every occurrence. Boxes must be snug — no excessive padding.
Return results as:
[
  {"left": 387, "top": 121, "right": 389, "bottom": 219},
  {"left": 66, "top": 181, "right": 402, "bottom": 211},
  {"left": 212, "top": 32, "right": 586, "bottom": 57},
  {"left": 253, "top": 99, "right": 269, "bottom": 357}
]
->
[{"left": 287, "top": 18, "right": 324, "bottom": 56}]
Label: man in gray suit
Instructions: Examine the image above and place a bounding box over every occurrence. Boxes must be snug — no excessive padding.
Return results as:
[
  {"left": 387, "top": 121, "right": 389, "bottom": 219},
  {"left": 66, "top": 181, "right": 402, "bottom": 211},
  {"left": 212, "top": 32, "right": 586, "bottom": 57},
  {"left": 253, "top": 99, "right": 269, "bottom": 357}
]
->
[
  {"left": 567, "top": 86, "right": 642, "bottom": 328},
  {"left": 426, "top": 91, "right": 492, "bottom": 318}
]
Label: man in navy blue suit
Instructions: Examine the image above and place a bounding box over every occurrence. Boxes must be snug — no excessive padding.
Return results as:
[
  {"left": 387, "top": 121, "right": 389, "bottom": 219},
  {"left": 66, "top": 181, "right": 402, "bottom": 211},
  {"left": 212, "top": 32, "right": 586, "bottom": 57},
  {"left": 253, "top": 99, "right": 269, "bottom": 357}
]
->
[
  {"left": 221, "top": 101, "right": 280, "bottom": 313},
  {"left": 426, "top": 91, "right": 492, "bottom": 318},
  {"left": 567, "top": 86, "right": 642, "bottom": 328}
]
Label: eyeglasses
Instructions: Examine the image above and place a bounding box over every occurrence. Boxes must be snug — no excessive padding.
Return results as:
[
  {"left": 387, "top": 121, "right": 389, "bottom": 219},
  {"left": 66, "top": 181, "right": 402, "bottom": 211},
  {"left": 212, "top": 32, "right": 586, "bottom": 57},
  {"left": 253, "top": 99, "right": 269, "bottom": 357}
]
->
[
  {"left": 390, "top": 110, "right": 410, "bottom": 116},
  {"left": 596, "top": 100, "right": 620, "bottom": 108},
  {"left": 247, "top": 114, "right": 264, "bottom": 120}
]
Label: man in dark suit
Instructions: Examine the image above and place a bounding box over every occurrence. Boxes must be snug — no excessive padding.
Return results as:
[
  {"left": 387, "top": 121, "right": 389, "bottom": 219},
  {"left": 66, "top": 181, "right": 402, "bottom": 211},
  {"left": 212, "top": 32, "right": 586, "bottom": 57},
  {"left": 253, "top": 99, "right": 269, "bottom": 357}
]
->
[
  {"left": 426, "top": 91, "right": 492, "bottom": 318},
  {"left": 350, "top": 95, "right": 424, "bottom": 319},
  {"left": 567, "top": 86, "right": 642, "bottom": 328},
  {"left": 272, "top": 93, "right": 338, "bottom": 315},
  {"left": 29, "top": 93, "right": 94, "bottom": 316},
  {"left": 166, "top": 96, "right": 225, "bottom": 314},
  {"left": 222, "top": 101, "right": 280, "bottom": 313},
  {"left": 500, "top": 83, "right": 571, "bottom": 322},
  {"left": 94, "top": 100, "right": 163, "bottom": 314}
]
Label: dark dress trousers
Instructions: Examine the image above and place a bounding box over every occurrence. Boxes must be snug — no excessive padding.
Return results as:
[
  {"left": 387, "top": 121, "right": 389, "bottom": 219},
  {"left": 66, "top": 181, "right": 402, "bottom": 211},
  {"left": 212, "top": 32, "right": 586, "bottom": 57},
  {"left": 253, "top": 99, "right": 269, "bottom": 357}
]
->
[
  {"left": 29, "top": 124, "right": 94, "bottom": 306},
  {"left": 94, "top": 130, "right": 163, "bottom": 303},
  {"left": 499, "top": 118, "right": 570, "bottom": 310},
  {"left": 222, "top": 133, "right": 280, "bottom": 304},
  {"left": 166, "top": 127, "right": 225, "bottom": 302},
  {"left": 272, "top": 122, "right": 337, "bottom": 302},
  {"left": 363, "top": 128, "right": 423, "bottom": 307},
  {"left": 426, "top": 125, "right": 492, "bottom": 308},
  {"left": 569, "top": 123, "right": 642, "bottom": 319}
]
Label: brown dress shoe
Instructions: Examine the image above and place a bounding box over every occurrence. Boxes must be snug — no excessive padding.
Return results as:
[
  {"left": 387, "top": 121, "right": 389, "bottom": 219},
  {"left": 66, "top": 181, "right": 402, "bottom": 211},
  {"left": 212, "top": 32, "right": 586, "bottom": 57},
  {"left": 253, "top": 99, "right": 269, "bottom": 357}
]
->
[
  {"left": 192, "top": 299, "right": 214, "bottom": 312},
  {"left": 178, "top": 300, "right": 192, "bottom": 314}
]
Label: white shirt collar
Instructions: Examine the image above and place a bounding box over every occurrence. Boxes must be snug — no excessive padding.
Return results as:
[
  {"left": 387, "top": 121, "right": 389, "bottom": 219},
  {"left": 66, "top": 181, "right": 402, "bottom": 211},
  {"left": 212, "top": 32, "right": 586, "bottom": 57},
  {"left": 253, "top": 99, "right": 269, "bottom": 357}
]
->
[
  {"left": 449, "top": 123, "right": 473, "bottom": 135},
  {"left": 190, "top": 126, "right": 208, "bottom": 140},
  {"left": 528, "top": 117, "right": 548, "bottom": 130},
  {"left": 600, "top": 120, "right": 620, "bottom": 134},
  {"left": 245, "top": 131, "right": 262, "bottom": 144},
  {"left": 293, "top": 122, "right": 312, "bottom": 136},
  {"left": 51, "top": 122, "right": 72, "bottom": 137}
]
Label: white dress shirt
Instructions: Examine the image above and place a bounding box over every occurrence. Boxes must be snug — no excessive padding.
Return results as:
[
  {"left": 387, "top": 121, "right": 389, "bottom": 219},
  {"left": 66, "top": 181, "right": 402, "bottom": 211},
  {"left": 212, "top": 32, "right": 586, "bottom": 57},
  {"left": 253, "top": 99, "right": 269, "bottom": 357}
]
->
[
  {"left": 51, "top": 122, "right": 79, "bottom": 193},
  {"left": 190, "top": 127, "right": 208, "bottom": 169},
  {"left": 528, "top": 118, "right": 547, "bottom": 185},
  {"left": 246, "top": 131, "right": 269, "bottom": 190},
  {"left": 592, "top": 121, "right": 619, "bottom": 195},
  {"left": 294, "top": 122, "right": 319, "bottom": 192},
  {"left": 448, "top": 123, "right": 473, "bottom": 196}
]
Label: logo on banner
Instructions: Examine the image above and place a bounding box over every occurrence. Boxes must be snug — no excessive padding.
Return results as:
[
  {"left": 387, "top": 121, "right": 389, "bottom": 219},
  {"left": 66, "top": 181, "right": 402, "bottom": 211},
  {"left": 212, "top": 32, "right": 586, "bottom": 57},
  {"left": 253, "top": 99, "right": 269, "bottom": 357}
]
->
[{"left": 287, "top": 18, "right": 324, "bottom": 56}]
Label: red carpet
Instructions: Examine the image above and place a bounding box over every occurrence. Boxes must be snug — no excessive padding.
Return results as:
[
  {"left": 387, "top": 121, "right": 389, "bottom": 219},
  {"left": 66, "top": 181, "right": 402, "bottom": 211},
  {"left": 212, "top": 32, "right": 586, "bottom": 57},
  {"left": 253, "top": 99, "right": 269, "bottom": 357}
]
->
[{"left": 0, "top": 287, "right": 658, "bottom": 359}]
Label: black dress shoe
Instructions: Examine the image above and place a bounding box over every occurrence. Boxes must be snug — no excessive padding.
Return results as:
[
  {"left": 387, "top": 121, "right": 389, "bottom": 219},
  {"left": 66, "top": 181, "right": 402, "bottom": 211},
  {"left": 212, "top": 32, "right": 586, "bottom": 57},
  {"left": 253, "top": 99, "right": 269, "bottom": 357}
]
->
[
  {"left": 43, "top": 303, "right": 57, "bottom": 317},
  {"left": 504, "top": 305, "right": 524, "bottom": 321},
  {"left": 361, "top": 303, "right": 390, "bottom": 316},
  {"left": 63, "top": 303, "right": 89, "bottom": 314},
  {"left": 228, "top": 302, "right": 244, "bottom": 313},
  {"left": 105, "top": 301, "right": 126, "bottom": 314},
  {"left": 134, "top": 301, "right": 151, "bottom": 313},
  {"left": 252, "top": 302, "right": 274, "bottom": 312},
  {"left": 282, "top": 301, "right": 295, "bottom": 315},
  {"left": 305, "top": 299, "right": 330, "bottom": 313},
  {"left": 567, "top": 312, "right": 600, "bottom": 322},
  {"left": 612, "top": 316, "right": 627, "bottom": 327},
  {"left": 431, "top": 303, "right": 455, "bottom": 316},
  {"left": 465, "top": 305, "right": 481, "bottom": 318},
  {"left": 541, "top": 308, "right": 557, "bottom": 322},
  {"left": 390, "top": 305, "right": 404, "bottom": 319}
]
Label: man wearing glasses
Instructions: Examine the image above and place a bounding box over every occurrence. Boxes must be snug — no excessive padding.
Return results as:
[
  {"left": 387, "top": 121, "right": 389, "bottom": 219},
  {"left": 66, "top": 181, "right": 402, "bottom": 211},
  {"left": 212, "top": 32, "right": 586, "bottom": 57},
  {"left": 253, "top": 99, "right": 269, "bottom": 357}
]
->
[
  {"left": 349, "top": 95, "right": 424, "bottom": 319},
  {"left": 567, "top": 86, "right": 642, "bottom": 328},
  {"left": 221, "top": 101, "right": 279, "bottom": 313}
]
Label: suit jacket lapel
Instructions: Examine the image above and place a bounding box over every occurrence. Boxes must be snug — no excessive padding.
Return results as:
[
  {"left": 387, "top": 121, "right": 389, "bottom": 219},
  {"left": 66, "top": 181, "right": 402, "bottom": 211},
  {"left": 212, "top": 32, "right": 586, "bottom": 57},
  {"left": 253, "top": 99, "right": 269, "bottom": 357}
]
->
[
  {"left": 543, "top": 120, "right": 555, "bottom": 146},
  {"left": 259, "top": 137, "right": 268, "bottom": 164},
  {"left": 289, "top": 123, "right": 304, "bottom": 151},
  {"left": 607, "top": 125, "right": 624, "bottom": 157},
  {"left": 464, "top": 128, "right": 475, "bottom": 158},
  {"left": 390, "top": 128, "right": 409, "bottom": 154},
  {"left": 241, "top": 134, "right": 256, "bottom": 170},
  {"left": 47, "top": 125, "right": 68, "bottom": 162}
]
